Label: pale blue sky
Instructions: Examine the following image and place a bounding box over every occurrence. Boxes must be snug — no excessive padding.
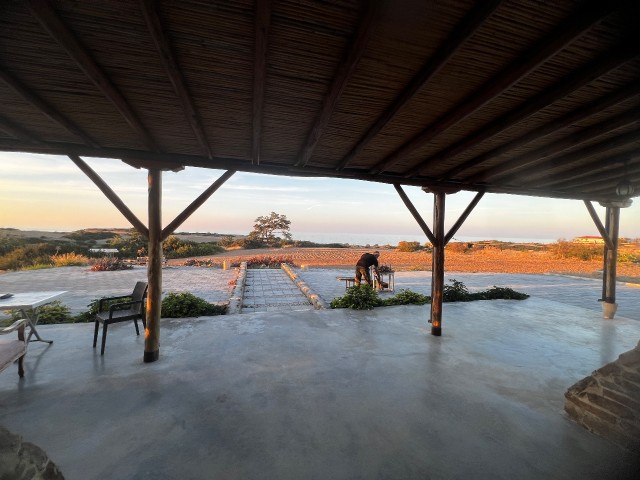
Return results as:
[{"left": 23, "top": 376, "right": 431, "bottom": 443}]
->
[{"left": 1, "top": 152, "right": 638, "bottom": 243}]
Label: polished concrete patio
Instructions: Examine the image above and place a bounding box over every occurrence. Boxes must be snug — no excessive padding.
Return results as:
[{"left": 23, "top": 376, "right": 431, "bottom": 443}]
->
[{"left": 1, "top": 295, "right": 639, "bottom": 479}]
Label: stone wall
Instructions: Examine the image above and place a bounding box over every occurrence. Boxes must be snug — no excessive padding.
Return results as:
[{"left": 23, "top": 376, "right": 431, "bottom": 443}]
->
[
  {"left": 0, "top": 426, "right": 64, "bottom": 479},
  {"left": 564, "top": 341, "right": 640, "bottom": 452}
]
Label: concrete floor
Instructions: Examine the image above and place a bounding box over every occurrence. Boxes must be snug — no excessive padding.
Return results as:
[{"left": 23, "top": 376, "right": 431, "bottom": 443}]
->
[{"left": 1, "top": 296, "right": 639, "bottom": 479}]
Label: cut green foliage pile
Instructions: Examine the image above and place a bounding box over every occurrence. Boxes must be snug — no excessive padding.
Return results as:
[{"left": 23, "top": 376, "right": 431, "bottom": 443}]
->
[{"left": 330, "top": 279, "right": 528, "bottom": 310}]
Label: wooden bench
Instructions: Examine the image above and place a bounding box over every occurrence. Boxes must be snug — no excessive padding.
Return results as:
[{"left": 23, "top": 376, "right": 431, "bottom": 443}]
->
[
  {"left": 337, "top": 277, "right": 356, "bottom": 289},
  {"left": 0, "top": 319, "right": 27, "bottom": 378}
]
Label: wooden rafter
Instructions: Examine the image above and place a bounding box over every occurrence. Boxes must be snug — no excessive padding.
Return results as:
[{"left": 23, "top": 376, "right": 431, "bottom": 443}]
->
[
  {"left": 140, "top": 0, "right": 212, "bottom": 159},
  {"left": 370, "top": 0, "right": 619, "bottom": 175},
  {"left": 295, "top": 1, "right": 377, "bottom": 168},
  {"left": 334, "top": 0, "right": 502, "bottom": 171},
  {"left": 540, "top": 154, "right": 640, "bottom": 189},
  {"left": 438, "top": 80, "right": 640, "bottom": 181},
  {"left": 252, "top": 0, "right": 271, "bottom": 166},
  {"left": 0, "top": 116, "right": 41, "bottom": 144},
  {"left": 27, "top": 0, "right": 160, "bottom": 152},
  {"left": 466, "top": 110, "right": 640, "bottom": 184},
  {"left": 497, "top": 130, "right": 640, "bottom": 186},
  {"left": 407, "top": 48, "right": 639, "bottom": 178},
  {"left": 0, "top": 67, "right": 100, "bottom": 148}
]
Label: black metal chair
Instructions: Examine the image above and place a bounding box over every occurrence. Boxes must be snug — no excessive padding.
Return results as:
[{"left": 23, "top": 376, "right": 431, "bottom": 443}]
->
[{"left": 93, "top": 281, "right": 148, "bottom": 355}]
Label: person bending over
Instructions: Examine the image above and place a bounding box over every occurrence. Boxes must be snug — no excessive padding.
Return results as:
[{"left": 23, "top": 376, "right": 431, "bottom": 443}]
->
[{"left": 354, "top": 251, "right": 380, "bottom": 287}]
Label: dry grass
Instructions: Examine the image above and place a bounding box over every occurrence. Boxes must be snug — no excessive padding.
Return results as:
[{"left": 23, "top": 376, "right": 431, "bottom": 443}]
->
[{"left": 168, "top": 246, "right": 640, "bottom": 283}]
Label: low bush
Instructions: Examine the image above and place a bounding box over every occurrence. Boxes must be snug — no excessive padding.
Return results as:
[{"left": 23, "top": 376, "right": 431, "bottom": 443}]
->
[
  {"left": 52, "top": 252, "right": 90, "bottom": 267},
  {"left": 90, "top": 257, "right": 134, "bottom": 271},
  {"left": 0, "top": 243, "right": 54, "bottom": 270},
  {"left": 397, "top": 241, "right": 422, "bottom": 252},
  {"left": 161, "top": 292, "right": 226, "bottom": 318},
  {"left": 30, "top": 301, "right": 72, "bottom": 324}
]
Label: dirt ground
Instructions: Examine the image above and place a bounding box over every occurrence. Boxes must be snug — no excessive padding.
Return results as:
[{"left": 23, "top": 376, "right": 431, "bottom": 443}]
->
[{"left": 168, "top": 246, "right": 640, "bottom": 283}]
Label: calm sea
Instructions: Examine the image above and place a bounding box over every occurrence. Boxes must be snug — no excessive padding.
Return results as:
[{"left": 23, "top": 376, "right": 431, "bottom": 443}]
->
[{"left": 292, "top": 231, "right": 557, "bottom": 246}]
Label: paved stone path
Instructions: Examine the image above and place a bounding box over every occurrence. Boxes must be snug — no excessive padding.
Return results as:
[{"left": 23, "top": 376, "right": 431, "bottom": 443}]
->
[{"left": 241, "top": 269, "right": 313, "bottom": 313}]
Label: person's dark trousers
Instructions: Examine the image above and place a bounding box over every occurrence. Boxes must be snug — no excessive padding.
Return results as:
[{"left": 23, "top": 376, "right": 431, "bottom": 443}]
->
[{"left": 355, "top": 266, "right": 372, "bottom": 286}]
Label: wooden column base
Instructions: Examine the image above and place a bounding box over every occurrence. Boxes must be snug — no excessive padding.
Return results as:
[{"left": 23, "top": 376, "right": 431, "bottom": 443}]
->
[
  {"left": 431, "top": 326, "right": 442, "bottom": 336},
  {"left": 144, "top": 350, "right": 159, "bottom": 363}
]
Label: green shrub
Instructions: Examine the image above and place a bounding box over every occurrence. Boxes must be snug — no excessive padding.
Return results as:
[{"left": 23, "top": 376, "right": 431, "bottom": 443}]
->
[
  {"left": 330, "top": 285, "right": 382, "bottom": 310},
  {"left": 31, "top": 301, "right": 73, "bottom": 324},
  {"left": 0, "top": 243, "right": 54, "bottom": 270},
  {"left": 161, "top": 292, "right": 226, "bottom": 318}
]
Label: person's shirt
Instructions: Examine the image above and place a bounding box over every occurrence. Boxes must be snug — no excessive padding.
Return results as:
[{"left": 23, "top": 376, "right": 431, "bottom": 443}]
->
[{"left": 356, "top": 253, "right": 379, "bottom": 269}]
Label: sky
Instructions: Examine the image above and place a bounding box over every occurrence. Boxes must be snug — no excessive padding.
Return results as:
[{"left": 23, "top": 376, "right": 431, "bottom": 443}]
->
[{"left": 1, "top": 152, "right": 638, "bottom": 244}]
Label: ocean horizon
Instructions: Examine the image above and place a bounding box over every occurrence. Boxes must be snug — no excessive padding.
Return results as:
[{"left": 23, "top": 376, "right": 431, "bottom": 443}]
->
[{"left": 291, "top": 231, "right": 558, "bottom": 246}]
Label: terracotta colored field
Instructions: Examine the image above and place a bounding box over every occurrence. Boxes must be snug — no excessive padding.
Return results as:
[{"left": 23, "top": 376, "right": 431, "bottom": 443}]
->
[{"left": 172, "top": 247, "right": 640, "bottom": 283}]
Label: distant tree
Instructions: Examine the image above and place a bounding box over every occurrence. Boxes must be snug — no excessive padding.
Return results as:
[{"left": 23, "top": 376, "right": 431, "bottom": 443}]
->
[{"left": 248, "top": 212, "right": 292, "bottom": 246}]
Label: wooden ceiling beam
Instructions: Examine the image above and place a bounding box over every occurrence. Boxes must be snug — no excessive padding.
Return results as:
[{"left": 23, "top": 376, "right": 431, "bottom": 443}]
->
[
  {"left": 370, "top": 0, "right": 621, "bottom": 175},
  {"left": 27, "top": 0, "right": 160, "bottom": 152},
  {"left": 335, "top": 0, "right": 502, "bottom": 171},
  {"left": 252, "top": 0, "right": 271, "bottom": 166},
  {"left": 585, "top": 170, "right": 640, "bottom": 196},
  {"left": 407, "top": 48, "right": 639, "bottom": 178},
  {"left": 295, "top": 1, "right": 377, "bottom": 168},
  {"left": 465, "top": 109, "right": 640, "bottom": 184},
  {"left": 0, "top": 67, "right": 100, "bottom": 148},
  {"left": 540, "top": 153, "right": 640, "bottom": 189},
  {"left": 496, "top": 129, "right": 640, "bottom": 186},
  {"left": 438, "top": 79, "right": 640, "bottom": 181},
  {"left": 140, "top": 0, "right": 212, "bottom": 159},
  {"left": 0, "top": 115, "right": 41, "bottom": 144}
]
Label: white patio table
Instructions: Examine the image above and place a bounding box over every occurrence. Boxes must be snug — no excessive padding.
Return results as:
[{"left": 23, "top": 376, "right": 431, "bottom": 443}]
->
[{"left": 0, "top": 291, "right": 67, "bottom": 344}]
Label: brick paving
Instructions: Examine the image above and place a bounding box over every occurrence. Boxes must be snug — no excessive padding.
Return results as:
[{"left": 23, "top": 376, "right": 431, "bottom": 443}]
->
[{"left": 241, "top": 268, "right": 313, "bottom": 313}]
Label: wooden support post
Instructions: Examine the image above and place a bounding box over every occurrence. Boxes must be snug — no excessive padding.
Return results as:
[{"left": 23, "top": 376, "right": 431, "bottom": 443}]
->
[
  {"left": 603, "top": 206, "right": 620, "bottom": 307},
  {"left": 144, "top": 168, "right": 162, "bottom": 362},
  {"left": 602, "top": 210, "right": 610, "bottom": 301},
  {"left": 431, "top": 191, "right": 446, "bottom": 336},
  {"left": 584, "top": 199, "right": 631, "bottom": 319}
]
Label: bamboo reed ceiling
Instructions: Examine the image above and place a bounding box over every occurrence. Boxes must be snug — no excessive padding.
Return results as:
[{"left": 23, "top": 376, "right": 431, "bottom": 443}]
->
[{"left": 1, "top": 0, "right": 639, "bottom": 202}]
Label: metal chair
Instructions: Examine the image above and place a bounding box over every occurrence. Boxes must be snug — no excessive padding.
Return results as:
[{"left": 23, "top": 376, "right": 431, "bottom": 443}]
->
[{"left": 93, "top": 281, "right": 148, "bottom": 355}]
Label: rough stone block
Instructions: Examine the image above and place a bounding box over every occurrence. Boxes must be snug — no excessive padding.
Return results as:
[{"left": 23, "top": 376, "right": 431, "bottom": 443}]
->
[
  {"left": 586, "top": 392, "right": 634, "bottom": 420},
  {"left": 564, "top": 394, "right": 617, "bottom": 424}
]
